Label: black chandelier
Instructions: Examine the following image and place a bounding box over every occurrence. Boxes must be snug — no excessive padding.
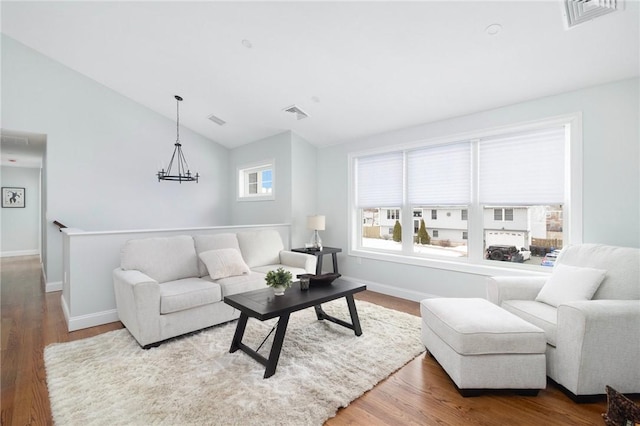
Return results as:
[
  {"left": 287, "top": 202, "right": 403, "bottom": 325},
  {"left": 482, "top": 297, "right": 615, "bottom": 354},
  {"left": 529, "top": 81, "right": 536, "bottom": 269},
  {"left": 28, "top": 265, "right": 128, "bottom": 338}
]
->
[{"left": 157, "top": 95, "right": 199, "bottom": 183}]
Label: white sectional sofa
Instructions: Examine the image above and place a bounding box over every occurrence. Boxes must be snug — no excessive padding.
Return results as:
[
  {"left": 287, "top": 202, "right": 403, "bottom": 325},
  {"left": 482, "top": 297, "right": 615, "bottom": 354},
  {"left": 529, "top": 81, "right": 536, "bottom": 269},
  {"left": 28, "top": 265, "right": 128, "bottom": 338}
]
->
[
  {"left": 487, "top": 244, "right": 640, "bottom": 399},
  {"left": 113, "top": 230, "right": 317, "bottom": 348}
]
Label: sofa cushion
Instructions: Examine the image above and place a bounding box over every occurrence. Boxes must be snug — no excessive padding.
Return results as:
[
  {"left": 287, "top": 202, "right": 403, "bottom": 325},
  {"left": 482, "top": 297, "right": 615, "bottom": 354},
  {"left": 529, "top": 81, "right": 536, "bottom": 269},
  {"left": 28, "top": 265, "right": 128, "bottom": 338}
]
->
[
  {"left": 252, "top": 264, "right": 308, "bottom": 278},
  {"left": 159, "top": 278, "right": 222, "bottom": 314},
  {"left": 121, "top": 235, "right": 198, "bottom": 283},
  {"left": 421, "top": 298, "right": 546, "bottom": 355},
  {"left": 502, "top": 300, "right": 558, "bottom": 347},
  {"left": 210, "top": 272, "right": 268, "bottom": 297},
  {"left": 556, "top": 244, "right": 640, "bottom": 300},
  {"left": 535, "top": 263, "right": 606, "bottom": 308},
  {"left": 199, "top": 248, "right": 250, "bottom": 280},
  {"left": 194, "top": 233, "right": 241, "bottom": 277},
  {"left": 237, "top": 230, "right": 283, "bottom": 268}
]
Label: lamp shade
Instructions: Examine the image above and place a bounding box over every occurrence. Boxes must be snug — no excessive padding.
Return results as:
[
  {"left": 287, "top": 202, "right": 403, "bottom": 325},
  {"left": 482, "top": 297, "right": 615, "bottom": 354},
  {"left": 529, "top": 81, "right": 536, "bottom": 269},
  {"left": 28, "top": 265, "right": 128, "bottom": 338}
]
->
[{"left": 307, "top": 215, "right": 326, "bottom": 231}]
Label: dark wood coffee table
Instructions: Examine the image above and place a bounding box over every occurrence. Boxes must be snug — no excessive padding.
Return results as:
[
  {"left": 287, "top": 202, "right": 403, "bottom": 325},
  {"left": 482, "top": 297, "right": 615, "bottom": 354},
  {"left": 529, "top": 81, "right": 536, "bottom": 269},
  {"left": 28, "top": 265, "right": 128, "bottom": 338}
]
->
[{"left": 223, "top": 279, "right": 366, "bottom": 378}]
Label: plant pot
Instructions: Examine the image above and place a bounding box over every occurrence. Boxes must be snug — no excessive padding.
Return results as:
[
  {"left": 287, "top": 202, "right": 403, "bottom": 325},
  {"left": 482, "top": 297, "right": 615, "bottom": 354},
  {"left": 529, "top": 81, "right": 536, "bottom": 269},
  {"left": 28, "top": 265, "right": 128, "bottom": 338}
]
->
[{"left": 272, "top": 285, "right": 286, "bottom": 296}]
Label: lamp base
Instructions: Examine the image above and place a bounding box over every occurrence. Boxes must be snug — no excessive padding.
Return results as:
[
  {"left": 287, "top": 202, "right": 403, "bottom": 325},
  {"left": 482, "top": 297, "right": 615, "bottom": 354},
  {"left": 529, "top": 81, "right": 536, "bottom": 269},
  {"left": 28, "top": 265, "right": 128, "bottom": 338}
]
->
[{"left": 309, "top": 230, "right": 323, "bottom": 251}]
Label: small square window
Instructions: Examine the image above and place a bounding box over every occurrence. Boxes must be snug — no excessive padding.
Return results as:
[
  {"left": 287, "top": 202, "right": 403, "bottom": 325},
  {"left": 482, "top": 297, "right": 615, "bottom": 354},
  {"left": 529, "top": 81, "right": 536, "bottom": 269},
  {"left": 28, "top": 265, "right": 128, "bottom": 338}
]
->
[{"left": 238, "top": 161, "right": 275, "bottom": 200}]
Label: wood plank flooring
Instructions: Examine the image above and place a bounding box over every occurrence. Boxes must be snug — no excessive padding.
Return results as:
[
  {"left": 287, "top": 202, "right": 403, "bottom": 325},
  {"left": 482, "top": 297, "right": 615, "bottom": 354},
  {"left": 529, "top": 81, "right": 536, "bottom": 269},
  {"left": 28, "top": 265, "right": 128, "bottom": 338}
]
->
[{"left": 1, "top": 255, "right": 636, "bottom": 425}]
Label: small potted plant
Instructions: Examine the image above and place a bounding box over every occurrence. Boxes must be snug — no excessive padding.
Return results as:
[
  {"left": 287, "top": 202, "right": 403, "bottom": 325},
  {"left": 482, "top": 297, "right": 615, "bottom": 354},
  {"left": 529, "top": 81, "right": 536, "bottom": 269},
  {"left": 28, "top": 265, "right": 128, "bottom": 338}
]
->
[{"left": 265, "top": 267, "right": 293, "bottom": 296}]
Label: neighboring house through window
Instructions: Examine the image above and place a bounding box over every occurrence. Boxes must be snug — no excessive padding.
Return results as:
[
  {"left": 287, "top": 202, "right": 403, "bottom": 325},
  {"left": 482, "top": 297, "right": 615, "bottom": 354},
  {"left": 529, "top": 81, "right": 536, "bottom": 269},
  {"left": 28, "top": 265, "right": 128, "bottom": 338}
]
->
[{"left": 349, "top": 113, "right": 582, "bottom": 272}]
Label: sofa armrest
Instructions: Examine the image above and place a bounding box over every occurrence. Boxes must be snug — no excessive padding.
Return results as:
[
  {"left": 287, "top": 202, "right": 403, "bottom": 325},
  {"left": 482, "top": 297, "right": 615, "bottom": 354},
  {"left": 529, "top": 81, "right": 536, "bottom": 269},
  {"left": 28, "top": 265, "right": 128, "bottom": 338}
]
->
[
  {"left": 486, "top": 276, "right": 547, "bottom": 305},
  {"left": 113, "top": 268, "right": 162, "bottom": 346},
  {"left": 555, "top": 300, "right": 640, "bottom": 395},
  {"left": 279, "top": 250, "right": 317, "bottom": 274}
]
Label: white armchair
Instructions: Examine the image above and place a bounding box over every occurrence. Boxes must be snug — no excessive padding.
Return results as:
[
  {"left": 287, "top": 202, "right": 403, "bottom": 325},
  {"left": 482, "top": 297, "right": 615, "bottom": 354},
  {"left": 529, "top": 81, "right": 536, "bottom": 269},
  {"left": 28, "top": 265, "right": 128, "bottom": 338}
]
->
[{"left": 487, "top": 244, "right": 640, "bottom": 400}]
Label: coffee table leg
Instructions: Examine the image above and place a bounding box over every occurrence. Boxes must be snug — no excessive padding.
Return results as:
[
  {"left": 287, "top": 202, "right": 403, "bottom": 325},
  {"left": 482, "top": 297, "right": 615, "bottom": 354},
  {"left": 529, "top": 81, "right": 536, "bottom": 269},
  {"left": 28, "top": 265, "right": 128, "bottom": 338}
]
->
[
  {"left": 264, "top": 313, "right": 290, "bottom": 378},
  {"left": 345, "top": 294, "right": 362, "bottom": 336},
  {"left": 314, "top": 295, "right": 362, "bottom": 336},
  {"left": 230, "top": 313, "right": 249, "bottom": 353}
]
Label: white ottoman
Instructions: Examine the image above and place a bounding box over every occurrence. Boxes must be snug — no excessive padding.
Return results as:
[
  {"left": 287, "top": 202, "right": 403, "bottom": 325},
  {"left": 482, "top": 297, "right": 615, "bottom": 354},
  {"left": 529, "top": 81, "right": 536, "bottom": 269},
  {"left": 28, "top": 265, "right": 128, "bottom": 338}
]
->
[{"left": 421, "top": 298, "right": 546, "bottom": 396}]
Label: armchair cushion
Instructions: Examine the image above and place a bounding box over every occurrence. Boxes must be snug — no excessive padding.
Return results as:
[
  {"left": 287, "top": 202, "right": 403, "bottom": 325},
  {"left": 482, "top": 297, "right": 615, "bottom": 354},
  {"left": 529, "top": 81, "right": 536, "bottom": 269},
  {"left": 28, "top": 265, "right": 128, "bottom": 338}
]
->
[
  {"left": 502, "top": 300, "right": 558, "bottom": 346},
  {"left": 199, "top": 248, "right": 250, "bottom": 280},
  {"left": 535, "top": 263, "right": 607, "bottom": 307},
  {"left": 557, "top": 244, "right": 640, "bottom": 300}
]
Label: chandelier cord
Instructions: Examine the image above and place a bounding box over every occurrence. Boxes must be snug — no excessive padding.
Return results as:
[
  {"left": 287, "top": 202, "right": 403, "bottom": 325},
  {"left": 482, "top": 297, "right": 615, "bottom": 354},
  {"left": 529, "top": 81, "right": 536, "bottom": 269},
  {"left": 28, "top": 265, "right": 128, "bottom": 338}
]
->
[{"left": 176, "top": 96, "right": 180, "bottom": 144}]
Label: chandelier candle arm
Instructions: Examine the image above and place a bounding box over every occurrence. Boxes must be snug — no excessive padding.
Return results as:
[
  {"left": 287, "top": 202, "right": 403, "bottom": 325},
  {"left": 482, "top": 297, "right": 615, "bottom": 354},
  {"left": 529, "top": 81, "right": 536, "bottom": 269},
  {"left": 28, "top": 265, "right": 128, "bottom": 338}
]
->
[{"left": 157, "top": 95, "right": 199, "bottom": 183}]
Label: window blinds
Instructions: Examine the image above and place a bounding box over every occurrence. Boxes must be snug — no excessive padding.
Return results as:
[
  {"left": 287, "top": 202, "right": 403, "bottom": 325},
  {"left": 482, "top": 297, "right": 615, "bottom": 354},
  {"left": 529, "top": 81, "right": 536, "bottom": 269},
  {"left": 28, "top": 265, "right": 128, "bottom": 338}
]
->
[
  {"left": 356, "top": 152, "right": 403, "bottom": 208},
  {"left": 479, "top": 126, "right": 566, "bottom": 205},
  {"left": 407, "top": 142, "right": 471, "bottom": 205}
]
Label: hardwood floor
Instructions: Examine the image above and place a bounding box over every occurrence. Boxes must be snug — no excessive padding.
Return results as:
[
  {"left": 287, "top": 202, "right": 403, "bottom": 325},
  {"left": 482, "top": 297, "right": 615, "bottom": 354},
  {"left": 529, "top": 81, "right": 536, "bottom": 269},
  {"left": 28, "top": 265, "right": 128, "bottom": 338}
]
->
[{"left": 1, "top": 256, "right": 635, "bottom": 425}]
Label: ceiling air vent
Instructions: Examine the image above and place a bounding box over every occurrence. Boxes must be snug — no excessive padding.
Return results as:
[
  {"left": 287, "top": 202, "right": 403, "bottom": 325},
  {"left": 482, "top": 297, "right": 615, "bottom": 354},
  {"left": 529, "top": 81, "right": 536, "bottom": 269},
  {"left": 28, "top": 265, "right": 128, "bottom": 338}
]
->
[
  {"left": 564, "top": 0, "right": 623, "bottom": 29},
  {"left": 1, "top": 134, "right": 29, "bottom": 145},
  {"left": 282, "top": 105, "right": 309, "bottom": 121},
  {"left": 207, "top": 114, "right": 226, "bottom": 126}
]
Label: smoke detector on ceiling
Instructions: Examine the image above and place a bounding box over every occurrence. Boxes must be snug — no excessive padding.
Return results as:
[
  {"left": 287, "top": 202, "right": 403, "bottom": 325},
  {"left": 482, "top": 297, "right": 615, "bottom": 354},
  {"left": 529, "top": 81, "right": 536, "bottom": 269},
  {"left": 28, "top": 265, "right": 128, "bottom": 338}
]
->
[
  {"left": 282, "top": 105, "right": 309, "bottom": 120},
  {"left": 563, "top": 0, "right": 623, "bottom": 29}
]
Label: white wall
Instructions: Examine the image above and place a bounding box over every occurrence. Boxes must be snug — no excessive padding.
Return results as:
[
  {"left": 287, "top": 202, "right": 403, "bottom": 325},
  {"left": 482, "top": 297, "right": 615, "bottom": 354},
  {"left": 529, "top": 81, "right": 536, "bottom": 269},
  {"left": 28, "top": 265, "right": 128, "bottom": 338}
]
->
[
  {"left": 1, "top": 35, "right": 230, "bottom": 287},
  {"left": 290, "top": 132, "right": 318, "bottom": 248},
  {"left": 229, "top": 130, "right": 319, "bottom": 248},
  {"left": 317, "top": 77, "right": 640, "bottom": 300},
  {"left": 229, "top": 131, "right": 293, "bottom": 228},
  {"left": 0, "top": 166, "right": 41, "bottom": 256}
]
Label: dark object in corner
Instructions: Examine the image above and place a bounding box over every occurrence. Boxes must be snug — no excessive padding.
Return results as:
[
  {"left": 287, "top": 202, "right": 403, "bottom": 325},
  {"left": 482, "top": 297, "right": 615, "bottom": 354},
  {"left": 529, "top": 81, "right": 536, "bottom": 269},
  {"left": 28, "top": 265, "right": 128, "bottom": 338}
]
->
[
  {"left": 602, "top": 386, "right": 640, "bottom": 426},
  {"left": 310, "top": 273, "right": 341, "bottom": 287}
]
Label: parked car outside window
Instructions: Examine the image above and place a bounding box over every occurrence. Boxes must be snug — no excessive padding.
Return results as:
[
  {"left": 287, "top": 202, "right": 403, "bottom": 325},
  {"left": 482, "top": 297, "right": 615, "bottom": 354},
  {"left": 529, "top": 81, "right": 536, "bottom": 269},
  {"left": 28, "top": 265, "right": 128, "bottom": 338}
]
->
[
  {"left": 541, "top": 251, "right": 559, "bottom": 267},
  {"left": 485, "top": 245, "right": 531, "bottom": 263}
]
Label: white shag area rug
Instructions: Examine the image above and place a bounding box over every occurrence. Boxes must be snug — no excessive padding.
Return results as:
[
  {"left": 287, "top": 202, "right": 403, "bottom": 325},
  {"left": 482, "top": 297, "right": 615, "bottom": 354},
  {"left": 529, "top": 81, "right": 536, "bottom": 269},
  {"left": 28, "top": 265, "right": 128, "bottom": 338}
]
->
[{"left": 45, "top": 300, "right": 424, "bottom": 426}]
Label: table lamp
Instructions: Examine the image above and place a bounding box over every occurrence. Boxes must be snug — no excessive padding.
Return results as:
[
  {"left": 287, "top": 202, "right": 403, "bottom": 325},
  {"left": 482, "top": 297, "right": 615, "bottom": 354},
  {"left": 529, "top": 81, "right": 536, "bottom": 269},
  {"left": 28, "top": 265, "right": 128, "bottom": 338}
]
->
[{"left": 307, "top": 215, "right": 325, "bottom": 251}]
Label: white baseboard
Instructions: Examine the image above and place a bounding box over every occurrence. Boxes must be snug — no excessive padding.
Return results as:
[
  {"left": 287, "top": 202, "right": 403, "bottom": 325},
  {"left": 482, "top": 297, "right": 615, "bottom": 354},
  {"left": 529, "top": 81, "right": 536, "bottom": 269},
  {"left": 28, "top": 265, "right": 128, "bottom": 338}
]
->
[
  {"left": 61, "top": 295, "right": 119, "bottom": 331},
  {"left": 1, "top": 249, "right": 39, "bottom": 258},
  {"left": 61, "top": 294, "right": 70, "bottom": 326},
  {"left": 340, "top": 275, "right": 437, "bottom": 302},
  {"left": 46, "top": 280, "right": 62, "bottom": 292}
]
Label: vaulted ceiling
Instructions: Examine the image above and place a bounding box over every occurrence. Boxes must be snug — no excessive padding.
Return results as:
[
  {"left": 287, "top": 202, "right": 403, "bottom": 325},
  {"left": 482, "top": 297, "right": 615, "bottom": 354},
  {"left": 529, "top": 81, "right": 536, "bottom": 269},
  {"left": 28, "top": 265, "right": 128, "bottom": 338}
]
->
[{"left": 2, "top": 1, "right": 638, "bottom": 150}]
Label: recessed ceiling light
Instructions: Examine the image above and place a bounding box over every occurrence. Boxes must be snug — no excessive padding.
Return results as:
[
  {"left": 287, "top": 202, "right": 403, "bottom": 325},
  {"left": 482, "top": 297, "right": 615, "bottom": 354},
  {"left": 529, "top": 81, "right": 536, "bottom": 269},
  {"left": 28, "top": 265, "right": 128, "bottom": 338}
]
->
[
  {"left": 241, "top": 39, "right": 253, "bottom": 49},
  {"left": 311, "top": 96, "right": 320, "bottom": 103},
  {"left": 485, "top": 23, "right": 502, "bottom": 36}
]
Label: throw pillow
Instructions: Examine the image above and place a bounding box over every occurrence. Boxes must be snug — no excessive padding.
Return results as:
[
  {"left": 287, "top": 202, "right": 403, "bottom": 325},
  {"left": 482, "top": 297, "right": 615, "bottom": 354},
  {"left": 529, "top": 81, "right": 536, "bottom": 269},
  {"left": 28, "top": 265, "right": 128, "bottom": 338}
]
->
[
  {"left": 199, "top": 248, "right": 251, "bottom": 280},
  {"left": 603, "top": 386, "right": 640, "bottom": 426},
  {"left": 535, "top": 263, "right": 606, "bottom": 307}
]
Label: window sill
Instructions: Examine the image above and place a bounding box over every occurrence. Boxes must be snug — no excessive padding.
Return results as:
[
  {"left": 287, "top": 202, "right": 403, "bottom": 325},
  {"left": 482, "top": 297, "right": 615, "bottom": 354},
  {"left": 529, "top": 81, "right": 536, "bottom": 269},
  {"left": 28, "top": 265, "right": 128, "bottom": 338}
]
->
[
  {"left": 237, "top": 195, "right": 275, "bottom": 202},
  {"left": 349, "top": 248, "right": 551, "bottom": 277}
]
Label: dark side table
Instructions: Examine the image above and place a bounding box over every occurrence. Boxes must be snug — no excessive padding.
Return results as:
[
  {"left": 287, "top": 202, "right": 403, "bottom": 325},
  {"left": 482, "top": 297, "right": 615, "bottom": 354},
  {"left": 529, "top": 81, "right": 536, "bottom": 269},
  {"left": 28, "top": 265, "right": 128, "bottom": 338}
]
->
[{"left": 291, "top": 247, "right": 342, "bottom": 275}]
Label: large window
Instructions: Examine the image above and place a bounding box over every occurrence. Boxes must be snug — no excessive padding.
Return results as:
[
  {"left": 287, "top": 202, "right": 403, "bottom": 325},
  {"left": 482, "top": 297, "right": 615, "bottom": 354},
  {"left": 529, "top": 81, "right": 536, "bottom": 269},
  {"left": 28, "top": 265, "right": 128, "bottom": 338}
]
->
[
  {"left": 238, "top": 160, "right": 275, "bottom": 200},
  {"left": 350, "top": 114, "right": 581, "bottom": 271}
]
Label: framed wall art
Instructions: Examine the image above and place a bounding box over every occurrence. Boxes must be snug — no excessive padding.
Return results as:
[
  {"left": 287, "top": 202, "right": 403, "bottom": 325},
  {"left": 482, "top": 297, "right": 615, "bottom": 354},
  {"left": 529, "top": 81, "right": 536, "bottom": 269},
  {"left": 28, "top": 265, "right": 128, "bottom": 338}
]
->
[{"left": 2, "top": 187, "right": 25, "bottom": 208}]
